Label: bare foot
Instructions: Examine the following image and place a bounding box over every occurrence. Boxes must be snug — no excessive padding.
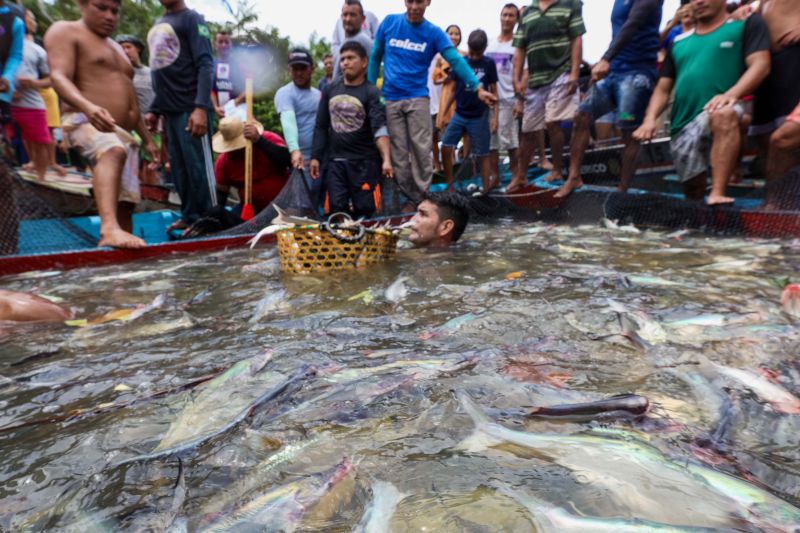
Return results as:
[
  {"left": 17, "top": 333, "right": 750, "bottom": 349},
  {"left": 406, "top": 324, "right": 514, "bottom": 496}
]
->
[
  {"left": 98, "top": 228, "right": 146, "bottom": 249},
  {"left": 167, "top": 219, "right": 189, "bottom": 232},
  {"left": 543, "top": 170, "right": 563, "bottom": 183},
  {"left": 553, "top": 178, "right": 583, "bottom": 198},
  {"left": 506, "top": 179, "right": 528, "bottom": 193},
  {"left": 21, "top": 162, "right": 34, "bottom": 172},
  {"left": 707, "top": 195, "right": 735, "bottom": 206},
  {"left": 538, "top": 158, "right": 553, "bottom": 171},
  {"left": 52, "top": 164, "right": 68, "bottom": 177}
]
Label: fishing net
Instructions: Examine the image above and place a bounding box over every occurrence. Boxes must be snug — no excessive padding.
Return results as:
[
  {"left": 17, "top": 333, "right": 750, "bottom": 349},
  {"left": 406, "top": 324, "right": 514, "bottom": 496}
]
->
[
  {"left": 276, "top": 213, "right": 398, "bottom": 274},
  {"left": 0, "top": 161, "right": 98, "bottom": 256}
]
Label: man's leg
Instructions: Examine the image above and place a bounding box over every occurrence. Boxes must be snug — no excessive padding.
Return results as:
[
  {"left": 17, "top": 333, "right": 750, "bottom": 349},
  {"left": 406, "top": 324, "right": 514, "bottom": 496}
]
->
[
  {"left": 547, "top": 121, "right": 566, "bottom": 182},
  {"left": 545, "top": 73, "right": 580, "bottom": 182},
  {"left": 432, "top": 115, "right": 442, "bottom": 173},
  {"left": 167, "top": 112, "right": 215, "bottom": 224},
  {"left": 349, "top": 159, "right": 381, "bottom": 219},
  {"left": 406, "top": 97, "right": 434, "bottom": 199},
  {"left": 533, "top": 130, "right": 552, "bottom": 169},
  {"left": 385, "top": 100, "right": 415, "bottom": 206},
  {"left": 326, "top": 160, "right": 350, "bottom": 215},
  {"left": 164, "top": 113, "right": 190, "bottom": 229},
  {"left": 708, "top": 107, "right": 740, "bottom": 205},
  {"left": 94, "top": 146, "right": 145, "bottom": 248},
  {"left": 29, "top": 142, "right": 50, "bottom": 182},
  {"left": 765, "top": 115, "right": 800, "bottom": 208},
  {"left": 556, "top": 111, "right": 592, "bottom": 198},
  {"left": 509, "top": 88, "right": 546, "bottom": 191},
  {"left": 682, "top": 172, "right": 708, "bottom": 202},
  {"left": 441, "top": 145, "right": 456, "bottom": 190},
  {"left": 618, "top": 129, "right": 641, "bottom": 193}
]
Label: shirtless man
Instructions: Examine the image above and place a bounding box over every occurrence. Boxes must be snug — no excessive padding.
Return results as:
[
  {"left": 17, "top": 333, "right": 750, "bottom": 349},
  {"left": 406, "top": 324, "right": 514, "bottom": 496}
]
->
[
  {"left": 44, "top": 0, "right": 158, "bottom": 248},
  {"left": 0, "top": 290, "right": 71, "bottom": 322}
]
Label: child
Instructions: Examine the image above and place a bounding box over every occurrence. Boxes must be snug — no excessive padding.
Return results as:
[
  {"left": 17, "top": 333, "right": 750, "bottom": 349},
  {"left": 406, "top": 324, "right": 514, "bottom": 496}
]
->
[
  {"left": 310, "top": 41, "right": 392, "bottom": 218},
  {"left": 441, "top": 29, "right": 499, "bottom": 193}
]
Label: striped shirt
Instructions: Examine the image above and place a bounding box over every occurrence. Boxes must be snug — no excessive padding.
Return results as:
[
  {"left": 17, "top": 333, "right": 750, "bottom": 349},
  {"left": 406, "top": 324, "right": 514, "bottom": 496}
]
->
[{"left": 513, "top": 0, "right": 586, "bottom": 88}]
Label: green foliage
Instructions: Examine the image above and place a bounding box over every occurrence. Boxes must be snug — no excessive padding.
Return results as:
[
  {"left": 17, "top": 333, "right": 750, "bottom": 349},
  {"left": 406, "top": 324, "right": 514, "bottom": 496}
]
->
[{"left": 26, "top": 0, "right": 161, "bottom": 40}]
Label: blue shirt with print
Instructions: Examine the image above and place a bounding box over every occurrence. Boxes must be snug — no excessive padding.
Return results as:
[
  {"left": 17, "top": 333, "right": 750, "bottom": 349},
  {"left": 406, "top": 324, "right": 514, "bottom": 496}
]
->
[
  {"left": 373, "top": 14, "right": 453, "bottom": 101},
  {"left": 455, "top": 56, "right": 498, "bottom": 118}
]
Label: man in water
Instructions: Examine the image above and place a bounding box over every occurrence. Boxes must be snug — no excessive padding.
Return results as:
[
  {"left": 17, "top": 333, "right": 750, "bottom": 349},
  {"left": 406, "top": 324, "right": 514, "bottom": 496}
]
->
[
  {"left": 557, "top": 0, "right": 663, "bottom": 197},
  {"left": 408, "top": 191, "right": 469, "bottom": 247},
  {"left": 633, "top": 0, "right": 770, "bottom": 205},
  {"left": 0, "top": 290, "right": 71, "bottom": 322},
  {"left": 45, "top": 0, "right": 159, "bottom": 248}
]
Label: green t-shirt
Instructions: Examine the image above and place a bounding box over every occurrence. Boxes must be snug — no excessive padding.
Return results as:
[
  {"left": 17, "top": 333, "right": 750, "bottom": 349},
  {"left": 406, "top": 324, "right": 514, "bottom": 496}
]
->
[
  {"left": 662, "top": 16, "right": 770, "bottom": 135},
  {"left": 513, "top": 0, "right": 586, "bottom": 89}
]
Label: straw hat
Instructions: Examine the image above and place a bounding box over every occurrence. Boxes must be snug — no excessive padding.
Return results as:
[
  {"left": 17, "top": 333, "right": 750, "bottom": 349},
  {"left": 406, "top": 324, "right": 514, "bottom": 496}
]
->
[{"left": 212, "top": 116, "right": 264, "bottom": 153}]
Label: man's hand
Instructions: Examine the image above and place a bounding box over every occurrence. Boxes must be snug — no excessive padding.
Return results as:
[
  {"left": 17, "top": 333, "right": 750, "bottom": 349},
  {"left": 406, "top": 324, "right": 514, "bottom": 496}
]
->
[
  {"left": 243, "top": 122, "right": 260, "bottom": 142},
  {"left": 0, "top": 78, "right": 9, "bottom": 93},
  {"left": 291, "top": 150, "right": 305, "bottom": 170},
  {"left": 633, "top": 118, "right": 658, "bottom": 142},
  {"left": 186, "top": 107, "right": 208, "bottom": 137},
  {"left": 382, "top": 159, "right": 394, "bottom": 178},
  {"left": 477, "top": 88, "right": 498, "bottom": 107},
  {"left": 513, "top": 99, "right": 524, "bottom": 120},
  {"left": 704, "top": 93, "right": 737, "bottom": 113},
  {"left": 145, "top": 141, "right": 160, "bottom": 166},
  {"left": 309, "top": 158, "right": 320, "bottom": 179},
  {"left": 145, "top": 113, "right": 159, "bottom": 133},
  {"left": 86, "top": 104, "right": 116, "bottom": 133},
  {"left": 214, "top": 106, "right": 225, "bottom": 118},
  {"left": 567, "top": 75, "right": 579, "bottom": 96},
  {"left": 591, "top": 59, "right": 610, "bottom": 82},
  {"left": 17, "top": 77, "right": 34, "bottom": 89}
]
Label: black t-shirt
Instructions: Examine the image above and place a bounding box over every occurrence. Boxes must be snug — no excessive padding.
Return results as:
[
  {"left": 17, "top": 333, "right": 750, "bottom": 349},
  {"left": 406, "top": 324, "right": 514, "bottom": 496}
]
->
[
  {"left": 455, "top": 55, "right": 499, "bottom": 118},
  {"left": 312, "top": 79, "right": 387, "bottom": 161}
]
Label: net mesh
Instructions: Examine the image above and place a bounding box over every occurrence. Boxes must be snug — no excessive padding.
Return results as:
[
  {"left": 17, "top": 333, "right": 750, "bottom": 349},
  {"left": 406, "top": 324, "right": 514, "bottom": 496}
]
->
[{"left": 0, "top": 161, "right": 98, "bottom": 256}]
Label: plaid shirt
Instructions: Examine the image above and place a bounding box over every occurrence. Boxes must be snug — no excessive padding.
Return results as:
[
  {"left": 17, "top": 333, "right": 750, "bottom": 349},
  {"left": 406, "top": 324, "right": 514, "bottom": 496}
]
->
[{"left": 513, "top": 0, "right": 586, "bottom": 89}]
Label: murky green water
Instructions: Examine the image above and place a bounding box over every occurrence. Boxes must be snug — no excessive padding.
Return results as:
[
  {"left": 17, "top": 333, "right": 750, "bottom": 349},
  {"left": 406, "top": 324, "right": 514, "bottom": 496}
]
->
[{"left": 1, "top": 220, "right": 799, "bottom": 531}]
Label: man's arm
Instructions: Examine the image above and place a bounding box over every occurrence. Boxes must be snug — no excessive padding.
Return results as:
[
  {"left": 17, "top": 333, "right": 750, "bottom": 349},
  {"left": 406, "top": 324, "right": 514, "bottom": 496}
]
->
[
  {"left": 367, "top": 85, "right": 392, "bottom": 177},
  {"left": 441, "top": 48, "right": 497, "bottom": 106},
  {"left": 310, "top": 92, "right": 331, "bottom": 178},
  {"left": 44, "top": 22, "right": 115, "bottom": 132},
  {"left": 569, "top": 36, "right": 582, "bottom": 93},
  {"left": 186, "top": 15, "right": 214, "bottom": 137},
  {"left": 367, "top": 35, "right": 385, "bottom": 84},
  {"left": 633, "top": 76, "right": 674, "bottom": 140},
  {"left": 512, "top": 47, "right": 527, "bottom": 96},
  {"left": 601, "top": 0, "right": 663, "bottom": 67},
  {"left": 1, "top": 17, "right": 24, "bottom": 95},
  {"left": 245, "top": 126, "right": 291, "bottom": 168},
  {"left": 376, "top": 136, "right": 393, "bottom": 178}
]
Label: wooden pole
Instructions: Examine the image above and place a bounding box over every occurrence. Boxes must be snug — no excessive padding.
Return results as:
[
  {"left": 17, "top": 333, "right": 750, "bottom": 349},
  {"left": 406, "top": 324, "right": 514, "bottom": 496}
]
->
[{"left": 242, "top": 77, "right": 255, "bottom": 220}]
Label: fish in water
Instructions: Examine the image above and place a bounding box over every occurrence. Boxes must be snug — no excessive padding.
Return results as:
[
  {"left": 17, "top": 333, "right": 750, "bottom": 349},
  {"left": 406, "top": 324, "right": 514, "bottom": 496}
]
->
[
  {"left": 456, "top": 392, "right": 800, "bottom": 531},
  {"left": 353, "top": 480, "right": 406, "bottom": 533},
  {"left": 496, "top": 485, "right": 726, "bottom": 533},
  {"left": 526, "top": 393, "right": 650, "bottom": 421},
  {"left": 250, "top": 289, "right": 287, "bottom": 324},
  {"left": 385, "top": 276, "right": 409, "bottom": 304},
  {"left": 123, "top": 353, "right": 317, "bottom": 463},
  {"left": 709, "top": 362, "right": 800, "bottom": 414},
  {"left": 601, "top": 217, "right": 641, "bottom": 234},
  {"left": 201, "top": 458, "right": 355, "bottom": 532}
]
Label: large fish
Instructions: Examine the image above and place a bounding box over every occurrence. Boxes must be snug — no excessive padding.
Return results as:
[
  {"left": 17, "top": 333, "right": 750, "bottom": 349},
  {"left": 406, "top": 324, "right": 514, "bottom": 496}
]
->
[
  {"left": 201, "top": 458, "right": 355, "bottom": 532},
  {"left": 709, "top": 362, "right": 800, "bottom": 414},
  {"left": 456, "top": 392, "right": 800, "bottom": 531},
  {"left": 124, "top": 352, "right": 316, "bottom": 462},
  {"left": 497, "top": 485, "right": 727, "bottom": 533},
  {"left": 526, "top": 393, "right": 650, "bottom": 422},
  {"left": 354, "top": 480, "right": 406, "bottom": 533}
]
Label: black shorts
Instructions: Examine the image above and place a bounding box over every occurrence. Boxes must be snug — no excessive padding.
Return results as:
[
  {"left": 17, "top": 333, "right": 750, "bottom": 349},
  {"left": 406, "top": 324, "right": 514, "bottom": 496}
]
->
[
  {"left": 752, "top": 43, "right": 800, "bottom": 134},
  {"left": 326, "top": 158, "right": 381, "bottom": 218}
]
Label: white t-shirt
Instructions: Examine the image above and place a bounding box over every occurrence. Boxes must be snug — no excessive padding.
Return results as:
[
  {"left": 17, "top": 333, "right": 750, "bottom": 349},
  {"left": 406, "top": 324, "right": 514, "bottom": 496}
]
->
[{"left": 485, "top": 37, "right": 521, "bottom": 102}]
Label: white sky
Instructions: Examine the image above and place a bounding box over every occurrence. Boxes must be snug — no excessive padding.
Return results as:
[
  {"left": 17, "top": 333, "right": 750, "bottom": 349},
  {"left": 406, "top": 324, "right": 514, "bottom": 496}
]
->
[{"left": 190, "top": 0, "right": 682, "bottom": 63}]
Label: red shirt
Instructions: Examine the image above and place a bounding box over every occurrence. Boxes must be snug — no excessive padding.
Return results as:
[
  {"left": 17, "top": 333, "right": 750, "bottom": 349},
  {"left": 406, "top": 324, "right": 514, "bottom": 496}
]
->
[{"left": 215, "top": 131, "right": 290, "bottom": 212}]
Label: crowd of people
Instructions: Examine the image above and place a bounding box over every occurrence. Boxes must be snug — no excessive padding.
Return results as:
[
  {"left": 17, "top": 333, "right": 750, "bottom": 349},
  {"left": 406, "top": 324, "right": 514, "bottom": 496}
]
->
[{"left": 0, "top": 0, "right": 797, "bottom": 250}]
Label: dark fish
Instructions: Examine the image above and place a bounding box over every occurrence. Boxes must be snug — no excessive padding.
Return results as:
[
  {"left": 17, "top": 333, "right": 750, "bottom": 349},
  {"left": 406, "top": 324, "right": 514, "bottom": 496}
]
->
[{"left": 527, "top": 394, "right": 650, "bottom": 420}]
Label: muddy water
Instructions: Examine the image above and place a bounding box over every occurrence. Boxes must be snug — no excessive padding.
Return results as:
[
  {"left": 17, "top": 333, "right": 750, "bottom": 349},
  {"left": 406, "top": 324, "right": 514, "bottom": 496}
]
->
[{"left": 1, "top": 221, "right": 798, "bottom": 531}]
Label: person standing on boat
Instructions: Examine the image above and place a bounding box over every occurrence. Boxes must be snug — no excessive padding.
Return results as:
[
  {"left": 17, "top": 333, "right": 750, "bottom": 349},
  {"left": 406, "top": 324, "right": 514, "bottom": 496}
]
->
[
  {"left": 310, "top": 41, "right": 392, "bottom": 219},
  {"left": 633, "top": 0, "right": 770, "bottom": 205},
  {"left": 0, "top": 0, "right": 24, "bottom": 133},
  {"left": 332, "top": 0, "right": 374, "bottom": 82},
  {"left": 556, "top": 0, "right": 663, "bottom": 198},
  {"left": 45, "top": 0, "right": 159, "bottom": 249},
  {"left": 274, "top": 48, "right": 322, "bottom": 207},
  {"left": 368, "top": 0, "right": 496, "bottom": 209},
  {"left": 145, "top": 0, "right": 216, "bottom": 232},
  {"left": 319, "top": 53, "right": 334, "bottom": 92},
  {"left": 211, "top": 30, "right": 243, "bottom": 119},
  {"left": 508, "top": 0, "right": 586, "bottom": 191},
  {"left": 115, "top": 34, "right": 154, "bottom": 116}
]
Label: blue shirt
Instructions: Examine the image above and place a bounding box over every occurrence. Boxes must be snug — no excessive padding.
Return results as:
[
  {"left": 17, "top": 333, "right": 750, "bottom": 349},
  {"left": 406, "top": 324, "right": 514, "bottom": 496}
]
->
[
  {"left": 371, "top": 14, "right": 453, "bottom": 100},
  {"left": 274, "top": 82, "right": 321, "bottom": 160},
  {"left": 0, "top": 7, "right": 24, "bottom": 104},
  {"left": 455, "top": 56, "right": 498, "bottom": 118},
  {"left": 609, "top": 0, "right": 662, "bottom": 74}
]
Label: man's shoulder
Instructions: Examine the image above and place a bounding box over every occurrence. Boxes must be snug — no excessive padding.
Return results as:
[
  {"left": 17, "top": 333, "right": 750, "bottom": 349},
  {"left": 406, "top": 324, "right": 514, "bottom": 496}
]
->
[
  {"left": 45, "top": 20, "right": 81, "bottom": 39},
  {"left": 275, "top": 82, "right": 294, "bottom": 97}
]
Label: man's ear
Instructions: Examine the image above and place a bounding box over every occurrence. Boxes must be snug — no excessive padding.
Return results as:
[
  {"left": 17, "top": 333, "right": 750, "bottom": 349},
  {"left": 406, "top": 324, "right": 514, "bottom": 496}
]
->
[{"left": 438, "top": 219, "right": 454, "bottom": 237}]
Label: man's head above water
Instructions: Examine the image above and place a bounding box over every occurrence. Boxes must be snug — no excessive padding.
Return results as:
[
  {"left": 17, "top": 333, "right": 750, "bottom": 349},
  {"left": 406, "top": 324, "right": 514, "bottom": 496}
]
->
[{"left": 408, "top": 191, "right": 470, "bottom": 248}]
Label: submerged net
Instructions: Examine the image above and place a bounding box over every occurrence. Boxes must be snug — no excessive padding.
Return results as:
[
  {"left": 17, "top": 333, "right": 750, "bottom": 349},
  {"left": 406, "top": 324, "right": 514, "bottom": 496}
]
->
[{"left": 0, "top": 162, "right": 98, "bottom": 256}]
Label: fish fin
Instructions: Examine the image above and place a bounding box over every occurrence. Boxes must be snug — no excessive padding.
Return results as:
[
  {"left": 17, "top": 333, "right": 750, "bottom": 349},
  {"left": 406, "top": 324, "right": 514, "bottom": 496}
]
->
[
  {"left": 248, "top": 226, "right": 271, "bottom": 249},
  {"left": 455, "top": 391, "right": 503, "bottom": 452}
]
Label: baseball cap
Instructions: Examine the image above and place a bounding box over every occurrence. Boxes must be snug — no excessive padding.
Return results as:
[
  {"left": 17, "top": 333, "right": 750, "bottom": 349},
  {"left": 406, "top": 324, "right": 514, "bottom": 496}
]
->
[
  {"left": 115, "top": 34, "right": 145, "bottom": 52},
  {"left": 287, "top": 48, "right": 313, "bottom": 67}
]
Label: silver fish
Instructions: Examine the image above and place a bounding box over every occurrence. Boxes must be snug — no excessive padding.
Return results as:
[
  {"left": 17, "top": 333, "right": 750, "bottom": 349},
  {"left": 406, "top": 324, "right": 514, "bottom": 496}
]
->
[
  {"left": 250, "top": 289, "right": 287, "bottom": 324},
  {"left": 354, "top": 480, "right": 406, "bottom": 533},
  {"left": 385, "top": 276, "right": 409, "bottom": 304}
]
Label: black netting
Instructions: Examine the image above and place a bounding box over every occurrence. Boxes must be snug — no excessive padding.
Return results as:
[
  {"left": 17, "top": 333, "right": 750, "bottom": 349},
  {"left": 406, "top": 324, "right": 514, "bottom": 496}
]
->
[{"left": 0, "top": 162, "right": 98, "bottom": 256}]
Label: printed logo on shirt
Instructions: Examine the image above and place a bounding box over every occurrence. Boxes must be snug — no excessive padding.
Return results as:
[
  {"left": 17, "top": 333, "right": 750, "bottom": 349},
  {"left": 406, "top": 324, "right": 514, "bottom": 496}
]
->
[
  {"left": 388, "top": 38, "right": 428, "bottom": 53},
  {"left": 330, "top": 94, "right": 366, "bottom": 133},
  {"left": 216, "top": 62, "right": 230, "bottom": 80},
  {"left": 720, "top": 41, "right": 734, "bottom": 49},
  {"left": 198, "top": 24, "right": 211, "bottom": 40},
  {"left": 147, "top": 23, "right": 180, "bottom": 70}
]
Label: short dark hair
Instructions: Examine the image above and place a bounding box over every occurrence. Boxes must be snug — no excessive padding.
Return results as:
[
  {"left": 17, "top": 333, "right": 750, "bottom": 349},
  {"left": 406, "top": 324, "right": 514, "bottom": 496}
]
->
[
  {"left": 467, "top": 29, "right": 488, "bottom": 54},
  {"left": 323, "top": 52, "right": 333, "bottom": 60},
  {"left": 340, "top": 40, "right": 368, "bottom": 58},
  {"left": 502, "top": 3, "right": 520, "bottom": 19},
  {"left": 216, "top": 29, "right": 231, "bottom": 37},
  {"left": 344, "top": 0, "right": 364, "bottom": 16},
  {"left": 445, "top": 24, "right": 462, "bottom": 47},
  {"left": 422, "top": 191, "right": 469, "bottom": 242}
]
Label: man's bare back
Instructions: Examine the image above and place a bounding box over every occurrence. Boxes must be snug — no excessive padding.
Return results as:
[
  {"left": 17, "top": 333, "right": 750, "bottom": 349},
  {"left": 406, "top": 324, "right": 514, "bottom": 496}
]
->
[
  {"left": 761, "top": 0, "right": 800, "bottom": 48},
  {"left": 46, "top": 20, "right": 139, "bottom": 130}
]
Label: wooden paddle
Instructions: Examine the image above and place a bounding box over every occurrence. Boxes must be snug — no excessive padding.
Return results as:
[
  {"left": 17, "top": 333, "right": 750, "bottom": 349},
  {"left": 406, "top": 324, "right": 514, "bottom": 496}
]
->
[{"left": 241, "top": 77, "right": 255, "bottom": 221}]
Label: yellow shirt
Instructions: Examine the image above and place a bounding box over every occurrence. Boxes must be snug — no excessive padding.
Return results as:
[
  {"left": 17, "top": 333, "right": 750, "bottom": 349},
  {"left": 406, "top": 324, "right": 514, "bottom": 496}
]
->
[{"left": 39, "top": 87, "right": 60, "bottom": 128}]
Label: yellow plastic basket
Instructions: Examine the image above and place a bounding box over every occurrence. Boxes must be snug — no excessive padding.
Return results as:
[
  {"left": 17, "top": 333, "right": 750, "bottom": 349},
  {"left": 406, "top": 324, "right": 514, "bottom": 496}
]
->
[{"left": 276, "top": 225, "right": 398, "bottom": 274}]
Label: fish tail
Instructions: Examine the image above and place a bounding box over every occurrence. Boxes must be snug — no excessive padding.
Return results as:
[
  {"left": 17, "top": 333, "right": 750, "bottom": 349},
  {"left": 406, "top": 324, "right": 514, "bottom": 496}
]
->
[{"left": 455, "top": 391, "right": 503, "bottom": 453}]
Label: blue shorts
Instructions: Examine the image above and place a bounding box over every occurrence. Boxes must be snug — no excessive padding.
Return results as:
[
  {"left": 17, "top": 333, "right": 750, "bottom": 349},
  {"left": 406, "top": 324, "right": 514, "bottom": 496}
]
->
[
  {"left": 578, "top": 69, "right": 656, "bottom": 129},
  {"left": 441, "top": 110, "right": 491, "bottom": 157}
]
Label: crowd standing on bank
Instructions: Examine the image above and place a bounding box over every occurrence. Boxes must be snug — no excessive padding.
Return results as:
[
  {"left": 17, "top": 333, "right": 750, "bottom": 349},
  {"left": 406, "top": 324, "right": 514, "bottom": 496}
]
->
[{"left": 0, "top": 0, "right": 797, "bottom": 248}]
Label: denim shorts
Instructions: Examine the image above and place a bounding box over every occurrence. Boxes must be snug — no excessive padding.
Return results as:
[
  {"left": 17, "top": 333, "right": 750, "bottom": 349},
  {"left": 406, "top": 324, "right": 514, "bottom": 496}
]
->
[
  {"left": 578, "top": 69, "right": 656, "bottom": 129},
  {"left": 442, "top": 110, "right": 491, "bottom": 156}
]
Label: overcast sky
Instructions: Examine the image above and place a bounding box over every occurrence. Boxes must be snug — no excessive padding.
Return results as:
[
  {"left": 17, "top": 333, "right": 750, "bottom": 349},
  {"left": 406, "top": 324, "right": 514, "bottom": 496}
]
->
[{"left": 190, "top": 0, "right": 682, "bottom": 63}]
